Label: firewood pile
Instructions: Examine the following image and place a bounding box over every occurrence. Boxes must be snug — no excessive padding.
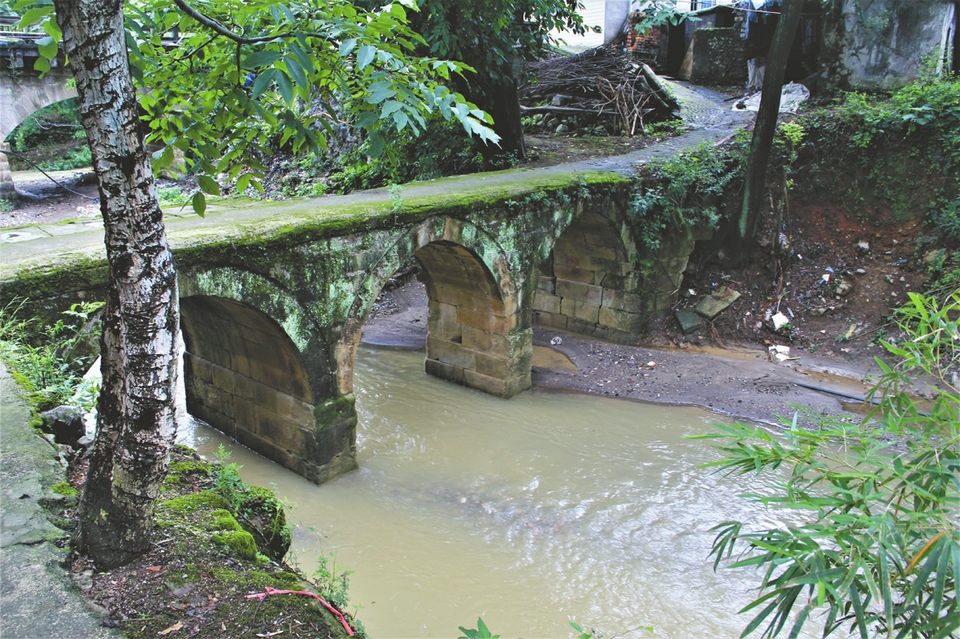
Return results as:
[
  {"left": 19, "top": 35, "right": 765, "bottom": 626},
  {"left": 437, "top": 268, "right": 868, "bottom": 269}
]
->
[{"left": 519, "top": 46, "right": 680, "bottom": 136}]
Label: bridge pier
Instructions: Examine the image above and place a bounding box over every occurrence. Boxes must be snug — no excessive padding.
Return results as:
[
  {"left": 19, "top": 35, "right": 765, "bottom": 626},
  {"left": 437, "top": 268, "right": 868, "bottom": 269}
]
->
[
  {"left": 418, "top": 242, "right": 532, "bottom": 398},
  {"left": 0, "top": 140, "right": 14, "bottom": 202},
  {"left": 178, "top": 275, "right": 358, "bottom": 485}
]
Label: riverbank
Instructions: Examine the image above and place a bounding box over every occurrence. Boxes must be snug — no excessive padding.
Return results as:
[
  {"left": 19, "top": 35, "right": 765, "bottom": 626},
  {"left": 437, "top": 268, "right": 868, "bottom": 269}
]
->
[{"left": 361, "top": 279, "right": 897, "bottom": 429}]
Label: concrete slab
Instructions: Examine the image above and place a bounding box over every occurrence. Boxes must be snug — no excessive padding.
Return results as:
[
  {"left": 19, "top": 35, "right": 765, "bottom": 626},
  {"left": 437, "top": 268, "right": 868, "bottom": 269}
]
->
[
  {"left": 695, "top": 286, "right": 741, "bottom": 319},
  {"left": 37, "top": 220, "right": 104, "bottom": 236},
  {"left": 0, "top": 227, "right": 48, "bottom": 243},
  {"left": 675, "top": 308, "right": 703, "bottom": 334}
]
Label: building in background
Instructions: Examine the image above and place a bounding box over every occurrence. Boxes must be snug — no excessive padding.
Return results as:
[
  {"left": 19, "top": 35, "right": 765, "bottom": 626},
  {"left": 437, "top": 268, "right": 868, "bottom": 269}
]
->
[{"left": 598, "top": 0, "right": 957, "bottom": 91}]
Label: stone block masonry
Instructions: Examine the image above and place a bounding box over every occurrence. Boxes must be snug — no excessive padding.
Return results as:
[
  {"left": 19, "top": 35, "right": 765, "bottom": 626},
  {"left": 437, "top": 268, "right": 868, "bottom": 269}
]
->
[{"left": 533, "top": 207, "right": 697, "bottom": 344}]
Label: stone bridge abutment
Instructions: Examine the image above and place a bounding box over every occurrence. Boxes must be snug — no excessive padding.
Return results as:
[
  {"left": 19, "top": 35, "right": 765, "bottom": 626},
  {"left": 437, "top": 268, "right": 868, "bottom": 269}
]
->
[{"left": 0, "top": 46, "right": 77, "bottom": 200}]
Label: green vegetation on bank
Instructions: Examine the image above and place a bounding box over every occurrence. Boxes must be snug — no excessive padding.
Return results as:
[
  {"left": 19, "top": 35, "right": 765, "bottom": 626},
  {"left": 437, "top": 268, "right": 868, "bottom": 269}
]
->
[
  {"left": 698, "top": 291, "right": 959, "bottom": 639},
  {"left": 794, "top": 73, "right": 960, "bottom": 222},
  {"left": 0, "top": 300, "right": 102, "bottom": 412},
  {"left": 135, "top": 446, "right": 361, "bottom": 638},
  {"left": 629, "top": 135, "right": 748, "bottom": 250},
  {"left": 0, "top": 294, "right": 360, "bottom": 637},
  {"left": 627, "top": 73, "right": 960, "bottom": 297}
]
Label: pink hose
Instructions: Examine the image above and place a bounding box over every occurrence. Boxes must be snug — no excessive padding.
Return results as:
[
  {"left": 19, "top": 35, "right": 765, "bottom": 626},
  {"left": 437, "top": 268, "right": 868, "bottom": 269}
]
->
[{"left": 246, "top": 586, "right": 355, "bottom": 636}]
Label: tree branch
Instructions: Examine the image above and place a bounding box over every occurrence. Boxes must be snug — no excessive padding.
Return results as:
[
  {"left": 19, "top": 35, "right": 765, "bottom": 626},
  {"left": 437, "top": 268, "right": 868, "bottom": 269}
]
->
[
  {"left": 171, "top": 0, "right": 332, "bottom": 47},
  {"left": 172, "top": 0, "right": 280, "bottom": 44}
]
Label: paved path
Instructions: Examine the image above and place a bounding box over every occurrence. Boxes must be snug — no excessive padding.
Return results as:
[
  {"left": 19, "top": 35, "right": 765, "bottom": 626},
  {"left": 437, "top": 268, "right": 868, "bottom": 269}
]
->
[
  {"left": 0, "top": 81, "right": 750, "bottom": 279},
  {"left": 0, "top": 364, "right": 122, "bottom": 638}
]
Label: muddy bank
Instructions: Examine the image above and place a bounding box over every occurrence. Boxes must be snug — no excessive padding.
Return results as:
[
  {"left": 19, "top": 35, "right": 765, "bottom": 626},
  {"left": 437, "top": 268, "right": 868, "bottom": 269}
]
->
[{"left": 361, "top": 280, "right": 889, "bottom": 428}]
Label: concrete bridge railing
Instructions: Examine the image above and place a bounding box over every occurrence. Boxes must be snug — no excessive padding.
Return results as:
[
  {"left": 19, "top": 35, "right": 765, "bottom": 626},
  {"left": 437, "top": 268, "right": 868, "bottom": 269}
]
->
[{"left": 0, "top": 131, "right": 736, "bottom": 484}]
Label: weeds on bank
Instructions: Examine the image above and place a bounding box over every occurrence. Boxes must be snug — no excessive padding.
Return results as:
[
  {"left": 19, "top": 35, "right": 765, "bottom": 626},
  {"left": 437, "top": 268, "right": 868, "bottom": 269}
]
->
[
  {"left": 0, "top": 300, "right": 103, "bottom": 411},
  {"left": 629, "top": 139, "right": 746, "bottom": 250}
]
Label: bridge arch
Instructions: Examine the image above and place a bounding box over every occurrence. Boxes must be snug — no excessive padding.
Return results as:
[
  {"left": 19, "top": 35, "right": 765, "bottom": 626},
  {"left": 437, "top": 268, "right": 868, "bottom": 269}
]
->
[
  {"left": 533, "top": 202, "right": 649, "bottom": 343},
  {"left": 0, "top": 67, "right": 77, "bottom": 141},
  {"left": 178, "top": 266, "right": 357, "bottom": 483},
  {"left": 338, "top": 216, "right": 532, "bottom": 399},
  {"left": 0, "top": 65, "right": 78, "bottom": 200}
]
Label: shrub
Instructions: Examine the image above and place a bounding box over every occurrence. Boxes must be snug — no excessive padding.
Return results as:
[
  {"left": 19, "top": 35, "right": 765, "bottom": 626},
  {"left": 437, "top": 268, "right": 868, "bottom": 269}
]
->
[
  {"left": 699, "top": 292, "right": 959, "bottom": 638},
  {"left": 629, "top": 138, "right": 747, "bottom": 249},
  {"left": 794, "top": 73, "right": 960, "bottom": 221}
]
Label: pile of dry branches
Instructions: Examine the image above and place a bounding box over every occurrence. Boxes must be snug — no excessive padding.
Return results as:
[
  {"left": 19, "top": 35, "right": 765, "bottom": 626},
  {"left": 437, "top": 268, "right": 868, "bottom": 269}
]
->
[{"left": 520, "top": 46, "right": 679, "bottom": 136}]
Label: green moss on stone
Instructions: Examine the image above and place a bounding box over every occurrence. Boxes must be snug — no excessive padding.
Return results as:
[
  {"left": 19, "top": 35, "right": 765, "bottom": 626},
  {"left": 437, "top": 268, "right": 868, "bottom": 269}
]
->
[
  {"left": 211, "top": 509, "right": 243, "bottom": 532},
  {"left": 168, "top": 460, "right": 210, "bottom": 477},
  {"left": 50, "top": 481, "right": 77, "bottom": 497},
  {"left": 160, "top": 491, "right": 231, "bottom": 515},
  {"left": 212, "top": 529, "right": 259, "bottom": 560},
  {"left": 314, "top": 394, "right": 356, "bottom": 428}
]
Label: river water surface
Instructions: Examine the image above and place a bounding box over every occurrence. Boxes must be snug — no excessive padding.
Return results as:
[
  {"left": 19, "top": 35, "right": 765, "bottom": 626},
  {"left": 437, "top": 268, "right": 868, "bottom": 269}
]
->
[{"left": 178, "top": 346, "right": 802, "bottom": 639}]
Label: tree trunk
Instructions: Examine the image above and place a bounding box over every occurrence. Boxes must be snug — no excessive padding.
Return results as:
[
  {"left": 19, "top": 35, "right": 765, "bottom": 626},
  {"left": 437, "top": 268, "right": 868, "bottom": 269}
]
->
[
  {"left": 480, "top": 77, "right": 527, "bottom": 163},
  {"left": 734, "top": 0, "right": 803, "bottom": 257},
  {"left": 53, "top": 0, "right": 180, "bottom": 569}
]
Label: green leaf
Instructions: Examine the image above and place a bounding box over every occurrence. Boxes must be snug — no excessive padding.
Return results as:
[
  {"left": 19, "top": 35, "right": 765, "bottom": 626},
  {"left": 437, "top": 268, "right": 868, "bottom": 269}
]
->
[
  {"left": 275, "top": 72, "right": 294, "bottom": 105},
  {"left": 355, "top": 111, "right": 378, "bottom": 129},
  {"left": 36, "top": 36, "right": 58, "bottom": 60},
  {"left": 243, "top": 50, "right": 282, "bottom": 69},
  {"left": 339, "top": 38, "right": 357, "bottom": 57},
  {"left": 365, "top": 81, "right": 395, "bottom": 105},
  {"left": 191, "top": 191, "right": 206, "bottom": 217},
  {"left": 19, "top": 6, "right": 53, "bottom": 28},
  {"left": 41, "top": 19, "right": 62, "bottom": 42},
  {"left": 367, "top": 131, "right": 384, "bottom": 158},
  {"left": 236, "top": 173, "right": 252, "bottom": 194},
  {"left": 380, "top": 100, "right": 403, "bottom": 117},
  {"left": 357, "top": 45, "right": 376, "bottom": 70},
  {"left": 283, "top": 55, "right": 308, "bottom": 90},
  {"left": 197, "top": 175, "right": 220, "bottom": 196},
  {"left": 252, "top": 68, "right": 279, "bottom": 98},
  {"left": 33, "top": 56, "right": 51, "bottom": 74}
]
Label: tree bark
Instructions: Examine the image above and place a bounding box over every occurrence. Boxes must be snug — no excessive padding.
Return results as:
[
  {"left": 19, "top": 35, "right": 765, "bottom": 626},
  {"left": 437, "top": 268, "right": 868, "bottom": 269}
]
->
[
  {"left": 53, "top": 0, "right": 180, "bottom": 569},
  {"left": 734, "top": 0, "right": 803, "bottom": 257},
  {"left": 480, "top": 77, "right": 527, "bottom": 163}
]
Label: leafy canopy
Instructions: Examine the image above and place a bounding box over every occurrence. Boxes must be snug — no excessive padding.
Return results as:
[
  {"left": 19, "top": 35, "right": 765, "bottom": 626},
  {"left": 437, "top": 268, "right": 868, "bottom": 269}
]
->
[
  {"left": 17, "top": 0, "right": 500, "bottom": 213},
  {"left": 412, "top": 0, "right": 590, "bottom": 76}
]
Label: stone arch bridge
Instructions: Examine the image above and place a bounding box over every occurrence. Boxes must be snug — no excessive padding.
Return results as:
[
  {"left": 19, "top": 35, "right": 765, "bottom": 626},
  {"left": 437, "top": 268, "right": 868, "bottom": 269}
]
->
[
  {"left": 0, "top": 29, "right": 742, "bottom": 483},
  {"left": 0, "top": 165, "right": 715, "bottom": 484},
  {"left": 0, "top": 36, "right": 77, "bottom": 200}
]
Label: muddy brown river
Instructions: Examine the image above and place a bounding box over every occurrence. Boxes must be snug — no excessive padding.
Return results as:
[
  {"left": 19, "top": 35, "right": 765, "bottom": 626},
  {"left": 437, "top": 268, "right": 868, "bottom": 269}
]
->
[{"left": 176, "top": 345, "right": 809, "bottom": 639}]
